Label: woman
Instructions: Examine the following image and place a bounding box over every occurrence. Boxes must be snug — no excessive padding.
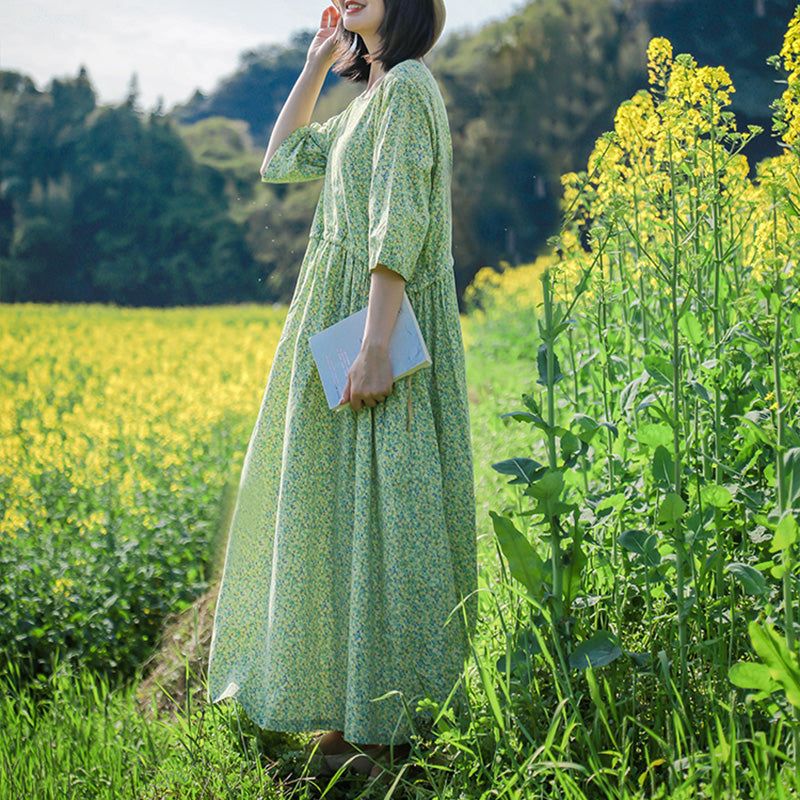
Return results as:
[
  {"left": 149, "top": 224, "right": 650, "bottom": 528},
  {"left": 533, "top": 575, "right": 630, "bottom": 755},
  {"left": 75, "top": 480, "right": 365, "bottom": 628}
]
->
[{"left": 206, "top": 0, "right": 477, "bottom": 781}]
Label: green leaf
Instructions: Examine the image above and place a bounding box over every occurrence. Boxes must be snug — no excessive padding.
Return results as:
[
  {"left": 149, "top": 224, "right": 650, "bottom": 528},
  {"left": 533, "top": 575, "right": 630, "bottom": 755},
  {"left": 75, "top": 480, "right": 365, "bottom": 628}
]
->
[
  {"left": 536, "top": 343, "right": 564, "bottom": 388},
  {"left": 678, "top": 310, "right": 705, "bottom": 347},
  {"left": 563, "top": 542, "right": 588, "bottom": 605},
  {"left": 688, "top": 380, "right": 711, "bottom": 403},
  {"left": 521, "top": 392, "right": 542, "bottom": 416},
  {"left": 491, "top": 458, "right": 544, "bottom": 485},
  {"left": 733, "top": 411, "right": 774, "bottom": 446},
  {"left": 528, "top": 468, "right": 564, "bottom": 501},
  {"left": 597, "top": 493, "right": 626, "bottom": 513},
  {"left": 643, "top": 355, "right": 674, "bottom": 386},
  {"left": 782, "top": 449, "right": 800, "bottom": 510},
  {"left": 657, "top": 492, "right": 686, "bottom": 528},
  {"left": 560, "top": 431, "right": 581, "bottom": 460},
  {"left": 770, "top": 514, "right": 798, "bottom": 553},
  {"left": 652, "top": 445, "right": 674, "bottom": 488},
  {"left": 495, "top": 629, "right": 541, "bottom": 681},
  {"left": 638, "top": 423, "right": 673, "bottom": 449},
  {"left": 618, "top": 529, "right": 661, "bottom": 566},
  {"left": 475, "top": 642, "right": 505, "bottom": 732},
  {"left": 701, "top": 483, "right": 733, "bottom": 509},
  {"left": 569, "top": 631, "right": 623, "bottom": 669},
  {"left": 489, "top": 511, "right": 547, "bottom": 598},
  {"left": 500, "top": 410, "right": 546, "bottom": 426},
  {"left": 771, "top": 562, "right": 788, "bottom": 579},
  {"left": 725, "top": 562, "right": 768, "bottom": 596},
  {"left": 572, "top": 414, "right": 600, "bottom": 444},
  {"left": 748, "top": 621, "right": 800, "bottom": 708},
  {"left": 728, "top": 661, "right": 779, "bottom": 693}
]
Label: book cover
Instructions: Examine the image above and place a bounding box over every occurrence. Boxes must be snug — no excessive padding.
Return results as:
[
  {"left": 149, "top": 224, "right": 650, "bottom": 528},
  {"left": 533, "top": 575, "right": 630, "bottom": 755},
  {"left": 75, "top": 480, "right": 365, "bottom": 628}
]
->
[{"left": 308, "top": 291, "right": 432, "bottom": 411}]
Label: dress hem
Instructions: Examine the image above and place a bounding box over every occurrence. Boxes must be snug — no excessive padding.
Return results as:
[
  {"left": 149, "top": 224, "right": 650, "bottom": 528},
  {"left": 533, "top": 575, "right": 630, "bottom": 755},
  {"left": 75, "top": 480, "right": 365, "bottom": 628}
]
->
[{"left": 208, "top": 690, "right": 416, "bottom": 745}]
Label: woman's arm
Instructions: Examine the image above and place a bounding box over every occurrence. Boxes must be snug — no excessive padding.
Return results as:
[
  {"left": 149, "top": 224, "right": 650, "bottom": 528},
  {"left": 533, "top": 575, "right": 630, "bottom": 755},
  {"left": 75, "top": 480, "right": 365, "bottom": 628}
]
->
[
  {"left": 363, "top": 267, "right": 406, "bottom": 351},
  {"left": 340, "top": 267, "right": 405, "bottom": 412},
  {"left": 260, "top": 5, "right": 340, "bottom": 176}
]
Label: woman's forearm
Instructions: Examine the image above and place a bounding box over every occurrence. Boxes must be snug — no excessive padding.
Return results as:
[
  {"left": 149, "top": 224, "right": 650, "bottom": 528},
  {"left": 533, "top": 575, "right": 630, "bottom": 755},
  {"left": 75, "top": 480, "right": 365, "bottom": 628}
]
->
[
  {"left": 261, "top": 59, "right": 330, "bottom": 175},
  {"left": 362, "top": 267, "right": 406, "bottom": 352}
]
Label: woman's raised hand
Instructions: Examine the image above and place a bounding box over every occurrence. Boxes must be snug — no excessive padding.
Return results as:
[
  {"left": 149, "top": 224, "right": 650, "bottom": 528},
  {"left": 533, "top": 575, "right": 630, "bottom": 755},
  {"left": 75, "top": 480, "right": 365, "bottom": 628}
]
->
[{"left": 306, "top": 4, "right": 342, "bottom": 70}]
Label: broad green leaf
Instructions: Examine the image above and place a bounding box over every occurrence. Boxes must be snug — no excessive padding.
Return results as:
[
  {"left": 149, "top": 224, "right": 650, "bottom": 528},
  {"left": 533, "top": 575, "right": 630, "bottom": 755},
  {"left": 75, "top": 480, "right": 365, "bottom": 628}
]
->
[
  {"left": 491, "top": 457, "right": 544, "bottom": 485},
  {"left": 782, "top": 448, "right": 800, "bottom": 510},
  {"left": 657, "top": 492, "right": 686, "bottom": 528},
  {"left": 528, "top": 468, "right": 564, "bottom": 500},
  {"left": 489, "top": 511, "right": 546, "bottom": 598},
  {"left": 770, "top": 514, "right": 798, "bottom": 553},
  {"left": 599, "top": 421, "right": 619, "bottom": 439},
  {"left": 652, "top": 445, "right": 674, "bottom": 488},
  {"left": 495, "top": 629, "right": 541, "bottom": 681},
  {"left": 701, "top": 483, "right": 733, "bottom": 509},
  {"left": 638, "top": 423, "right": 673, "bottom": 449},
  {"left": 536, "top": 343, "right": 564, "bottom": 387},
  {"left": 678, "top": 310, "right": 704, "bottom": 347},
  {"left": 725, "top": 562, "right": 768, "bottom": 596},
  {"left": 771, "top": 563, "right": 788, "bottom": 579},
  {"left": 748, "top": 621, "right": 800, "bottom": 709},
  {"left": 572, "top": 414, "right": 600, "bottom": 444},
  {"left": 560, "top": 431, "right": 581, "bottom": 460},
  {"left": 643, "top": 354, "right": 674, "bottom": 386},
  {"left": 729, "top": 661, "right": 779, "bottom": 692},
  {"left": 688, "top": 380, "right": 711, "bottom": 403},
  {"left": 569, "top": 631, "right": 623, "bottom": 669},
  {"left": 597, "top": 493, "right": 626, "bottom": 513},
  {"left": 733, "top": 411, "right": 774, "bottom": 446},
  {"left": 618, "top": 529, "right": 661, "bottom": 567}
]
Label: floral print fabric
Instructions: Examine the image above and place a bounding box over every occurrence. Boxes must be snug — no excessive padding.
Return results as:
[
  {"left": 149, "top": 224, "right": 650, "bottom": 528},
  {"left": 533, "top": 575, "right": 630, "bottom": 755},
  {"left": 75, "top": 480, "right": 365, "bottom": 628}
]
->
[{"left": 206, "top": 58, "right": 477, "bottom": 745}]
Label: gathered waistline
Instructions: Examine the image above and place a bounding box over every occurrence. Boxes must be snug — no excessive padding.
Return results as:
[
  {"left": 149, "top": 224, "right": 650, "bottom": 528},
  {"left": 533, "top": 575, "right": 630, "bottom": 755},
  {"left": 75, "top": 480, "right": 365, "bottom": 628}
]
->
[{"left": 309, "top": 231, "right": 453, "bottom": 295}]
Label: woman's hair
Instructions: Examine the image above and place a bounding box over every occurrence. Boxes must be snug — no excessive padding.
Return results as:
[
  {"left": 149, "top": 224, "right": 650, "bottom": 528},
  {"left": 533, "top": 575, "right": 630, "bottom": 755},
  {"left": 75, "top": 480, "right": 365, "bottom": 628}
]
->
[{"left": 331, "top": 0, "right": 442, "bottom": 83}]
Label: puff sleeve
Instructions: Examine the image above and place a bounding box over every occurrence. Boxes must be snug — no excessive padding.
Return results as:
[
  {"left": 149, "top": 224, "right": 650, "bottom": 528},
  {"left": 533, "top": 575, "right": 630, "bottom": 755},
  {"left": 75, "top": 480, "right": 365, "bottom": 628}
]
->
[
  {"left": 367, "top": 79, "right": 435, "bottom": 284},
  {"left": 260, "top": 110, "right": 344, "bottom": 184}
]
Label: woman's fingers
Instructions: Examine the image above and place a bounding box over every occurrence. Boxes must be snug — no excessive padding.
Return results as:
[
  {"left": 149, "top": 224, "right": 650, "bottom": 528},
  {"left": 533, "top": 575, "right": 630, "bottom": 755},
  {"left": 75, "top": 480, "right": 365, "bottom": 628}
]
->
[
  {"left": 340, "top": 373, "right": 351, "bottom": 406},
  {"left": 321, "top": 4, "right": 340, "bottom": 29}
]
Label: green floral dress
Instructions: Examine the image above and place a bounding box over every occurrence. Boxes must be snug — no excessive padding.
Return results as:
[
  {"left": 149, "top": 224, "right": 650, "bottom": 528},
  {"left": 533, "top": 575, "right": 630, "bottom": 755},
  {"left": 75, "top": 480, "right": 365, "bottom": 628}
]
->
[{"left": 207, "top": 58, "right": 478, "bottom": 745}]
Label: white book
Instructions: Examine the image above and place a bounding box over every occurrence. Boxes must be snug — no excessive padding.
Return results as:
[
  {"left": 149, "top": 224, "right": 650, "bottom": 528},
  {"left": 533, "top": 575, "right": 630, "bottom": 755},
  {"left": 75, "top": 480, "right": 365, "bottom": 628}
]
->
[{"left": 308, "top": 291, "right": 432, "bottom": 412}]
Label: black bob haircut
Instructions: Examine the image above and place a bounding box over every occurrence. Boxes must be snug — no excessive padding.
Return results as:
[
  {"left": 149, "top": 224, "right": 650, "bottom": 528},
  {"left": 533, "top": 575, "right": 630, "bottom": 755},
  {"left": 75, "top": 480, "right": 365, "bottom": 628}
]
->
[{"left": 331, "top": 0, "right": 439, "bottom": 83}]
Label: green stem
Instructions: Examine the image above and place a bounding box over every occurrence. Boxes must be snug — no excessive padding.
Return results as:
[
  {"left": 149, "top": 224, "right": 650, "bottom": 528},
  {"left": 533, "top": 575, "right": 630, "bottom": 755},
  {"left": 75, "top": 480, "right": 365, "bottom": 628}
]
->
[
  {"left": 543, "top": 270, "right": 564, "bottom": 630},
  {"left": 667, "top": 131, "right": 688, "bottom": 702}
]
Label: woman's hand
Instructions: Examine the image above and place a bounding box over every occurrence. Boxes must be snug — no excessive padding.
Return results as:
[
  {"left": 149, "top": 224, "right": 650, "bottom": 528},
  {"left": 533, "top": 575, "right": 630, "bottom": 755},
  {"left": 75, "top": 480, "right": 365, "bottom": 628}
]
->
[
  {"left": 341, "top": 341, "right": 395, "bottom": 412},
  {"left": 306, "top": 4, "right": 341, "bottom": 70}
]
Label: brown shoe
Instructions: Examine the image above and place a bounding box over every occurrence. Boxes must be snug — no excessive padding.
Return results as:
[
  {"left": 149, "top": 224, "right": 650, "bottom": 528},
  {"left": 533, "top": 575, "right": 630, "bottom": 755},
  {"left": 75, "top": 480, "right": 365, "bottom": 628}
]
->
[
  {"left": 353, "top": 742, "right": 412, "bottom": 778},
  {"left": 312, "top": 730, "right": 356, "bottom": 755},
  {"left": 305, "top": 730, "right": 357, "bottom": 778}
]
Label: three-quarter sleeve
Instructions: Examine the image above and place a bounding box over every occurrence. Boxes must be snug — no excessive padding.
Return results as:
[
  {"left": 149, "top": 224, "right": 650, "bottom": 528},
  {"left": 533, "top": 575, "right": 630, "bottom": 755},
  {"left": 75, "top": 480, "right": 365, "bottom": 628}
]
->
[
  {"left": 367, "top": 79, "right": 435, "bottom": 284},
  {"left": 260, "top": 110, "right": 344, "bottom": 184}
]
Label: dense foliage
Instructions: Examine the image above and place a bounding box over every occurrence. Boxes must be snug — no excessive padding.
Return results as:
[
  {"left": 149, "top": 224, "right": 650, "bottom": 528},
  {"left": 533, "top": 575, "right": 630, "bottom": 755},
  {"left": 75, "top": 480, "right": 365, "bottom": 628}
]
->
[
  {"left": 0, "top": 305, "right": 286, "bottom": 679},
  {"left": 467, "top": 9, "right": 800, "bottom": 793}
]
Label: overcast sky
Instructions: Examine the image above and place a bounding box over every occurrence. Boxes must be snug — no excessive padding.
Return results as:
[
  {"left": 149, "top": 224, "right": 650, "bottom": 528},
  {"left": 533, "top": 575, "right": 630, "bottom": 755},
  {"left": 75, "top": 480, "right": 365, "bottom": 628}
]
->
[{"left": 1, "top": 0, "right": 526, "bottom": 111}]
